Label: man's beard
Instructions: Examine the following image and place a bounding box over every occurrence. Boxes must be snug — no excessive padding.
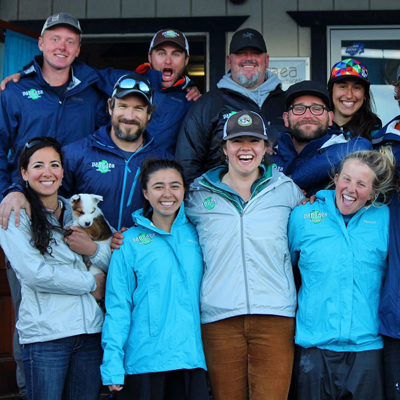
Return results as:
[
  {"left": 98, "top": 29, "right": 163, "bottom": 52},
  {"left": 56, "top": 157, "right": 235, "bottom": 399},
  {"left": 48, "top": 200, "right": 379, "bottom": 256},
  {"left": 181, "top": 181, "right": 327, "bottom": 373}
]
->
[
  {"left": 113, "top": 119, "right": 145, "bottom": 142},
  {"left": 236, "top": 71, "right": 261, "bottom": 89},
  {"left": 289, "top": 119, "right": 328, "bottom": 144}
]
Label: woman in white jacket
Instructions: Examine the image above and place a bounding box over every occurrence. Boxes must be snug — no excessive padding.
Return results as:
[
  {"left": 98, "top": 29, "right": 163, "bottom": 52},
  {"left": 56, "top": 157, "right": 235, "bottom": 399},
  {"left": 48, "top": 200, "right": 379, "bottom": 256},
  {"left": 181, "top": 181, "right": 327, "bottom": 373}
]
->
[
  {"left": 0, "top": 137, "right": 110, "bottom": 400},
  {"left": 186, "top": 111, "right": 304, "bottom": 400}
]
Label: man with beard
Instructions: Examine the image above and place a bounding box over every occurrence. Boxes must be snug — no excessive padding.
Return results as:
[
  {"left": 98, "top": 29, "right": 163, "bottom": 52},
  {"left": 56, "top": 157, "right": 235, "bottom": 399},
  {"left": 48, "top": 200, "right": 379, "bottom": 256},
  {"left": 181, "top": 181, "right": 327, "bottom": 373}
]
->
[
  {"left": 273, "top": 80, "right": 372, "bottom": 196},
  {"left": 1, "top": 73, "right": 170, "bottom": 231},
  {"left": 175, "top": 28, "right": 286, "bottom": 184}
]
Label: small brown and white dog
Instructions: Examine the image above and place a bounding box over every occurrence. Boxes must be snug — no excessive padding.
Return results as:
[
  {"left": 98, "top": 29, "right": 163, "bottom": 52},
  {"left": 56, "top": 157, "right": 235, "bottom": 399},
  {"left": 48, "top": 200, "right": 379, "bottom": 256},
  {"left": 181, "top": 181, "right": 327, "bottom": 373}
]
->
[{"left": 70, "top": 193, "right": 113, "bottom": 275}]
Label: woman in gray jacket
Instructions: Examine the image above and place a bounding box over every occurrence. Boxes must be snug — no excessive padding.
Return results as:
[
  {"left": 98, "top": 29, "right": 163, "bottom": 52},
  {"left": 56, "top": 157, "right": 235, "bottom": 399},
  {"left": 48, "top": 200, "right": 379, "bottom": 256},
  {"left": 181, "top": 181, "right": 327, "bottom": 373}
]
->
[
  {"left": 186, "top": 111, "right": 304, "bottom": 400},
  {"left": 0, "top": 137, "right": 110, "bottom": 400}
]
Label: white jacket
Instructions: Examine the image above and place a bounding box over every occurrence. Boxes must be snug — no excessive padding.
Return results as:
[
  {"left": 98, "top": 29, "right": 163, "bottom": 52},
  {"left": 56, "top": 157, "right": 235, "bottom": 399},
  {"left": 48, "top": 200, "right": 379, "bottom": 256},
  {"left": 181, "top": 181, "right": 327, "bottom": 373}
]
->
[
  {"left": 0, "top": 197, "right": 111, "bottom": 344},
  {"left": 186, "top": 166, "right": 304, "bottom": 324}
]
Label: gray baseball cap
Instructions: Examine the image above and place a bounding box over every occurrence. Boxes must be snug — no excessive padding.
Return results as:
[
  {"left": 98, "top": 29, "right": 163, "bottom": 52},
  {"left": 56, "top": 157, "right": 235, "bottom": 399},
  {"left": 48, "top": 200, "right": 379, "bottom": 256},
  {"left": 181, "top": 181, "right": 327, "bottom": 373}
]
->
[
  {"left": 41, "top": 13, "right": 82, "bottom": 36},
  {"left": 223, "top": 110, "right": 268, "bottom": 141}
]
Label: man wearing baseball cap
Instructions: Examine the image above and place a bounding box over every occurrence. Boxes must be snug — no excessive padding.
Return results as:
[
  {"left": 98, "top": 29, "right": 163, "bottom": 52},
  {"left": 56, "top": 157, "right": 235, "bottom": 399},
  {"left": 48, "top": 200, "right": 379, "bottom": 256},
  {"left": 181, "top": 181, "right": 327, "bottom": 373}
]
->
[
  {"left": 0, "top": 13, "right": 111, "bottom": 399},
  {"left": 1, "top": 25, "right": 200, "bottom": 155},
  {"left": 273, "top": 80, "right": 372, "bottom": 195},
  {"left": 176, "top": 27, "right": 286, "bottom": 184}
]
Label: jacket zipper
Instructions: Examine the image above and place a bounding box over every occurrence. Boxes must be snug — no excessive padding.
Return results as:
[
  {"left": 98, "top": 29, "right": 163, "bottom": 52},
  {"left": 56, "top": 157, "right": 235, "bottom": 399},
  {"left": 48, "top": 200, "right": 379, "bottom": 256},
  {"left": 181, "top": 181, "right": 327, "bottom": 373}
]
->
[{"left": 240, "top": 212, "right": 251, "bottom": 314}]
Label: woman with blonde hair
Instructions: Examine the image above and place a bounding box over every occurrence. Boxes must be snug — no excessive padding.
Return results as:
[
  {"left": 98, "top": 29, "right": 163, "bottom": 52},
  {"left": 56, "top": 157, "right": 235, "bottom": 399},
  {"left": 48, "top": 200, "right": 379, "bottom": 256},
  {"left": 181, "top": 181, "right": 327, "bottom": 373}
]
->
[{"left": 289, "top": 147, "right": 396, "bottom": 400}]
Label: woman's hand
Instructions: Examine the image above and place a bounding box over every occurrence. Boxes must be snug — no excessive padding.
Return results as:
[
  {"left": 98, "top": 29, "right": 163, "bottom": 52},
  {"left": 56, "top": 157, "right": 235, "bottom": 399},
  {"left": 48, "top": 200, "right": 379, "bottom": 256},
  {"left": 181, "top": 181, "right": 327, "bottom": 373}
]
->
[
  {"left": 109, "top": 384, "right": 123, "bottom": 392},
  {"left": 299, "top": 195, "right": 316, "bottom": 205},
  {"left": 91, "top": 273, "right": 106, "bottom": 300},
  {"left": 65, "top": 226, "right": 97, "bottom": 256}
]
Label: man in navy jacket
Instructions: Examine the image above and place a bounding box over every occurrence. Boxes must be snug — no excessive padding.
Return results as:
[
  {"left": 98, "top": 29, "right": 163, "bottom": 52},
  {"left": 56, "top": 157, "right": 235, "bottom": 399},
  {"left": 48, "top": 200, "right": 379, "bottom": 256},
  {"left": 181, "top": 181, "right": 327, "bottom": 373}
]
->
[{"left": 273, "top": 80, "right": 372, "bottom": 196}]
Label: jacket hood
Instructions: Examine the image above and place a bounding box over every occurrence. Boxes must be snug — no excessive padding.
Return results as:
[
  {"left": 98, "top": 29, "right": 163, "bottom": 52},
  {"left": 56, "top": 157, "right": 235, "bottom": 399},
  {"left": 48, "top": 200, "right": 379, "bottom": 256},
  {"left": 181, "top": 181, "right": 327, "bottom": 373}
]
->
[{"left": 217, "top": 69, "right": 282, "bottom": 108}]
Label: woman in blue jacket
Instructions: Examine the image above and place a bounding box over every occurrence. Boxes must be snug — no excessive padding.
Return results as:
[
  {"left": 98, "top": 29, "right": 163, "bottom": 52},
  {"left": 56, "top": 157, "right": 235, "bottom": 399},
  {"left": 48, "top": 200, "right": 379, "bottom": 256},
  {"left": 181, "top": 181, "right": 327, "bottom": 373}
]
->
[
  {"left": 288, "top": 148, "right": 396, "bottom": 400},
  {"left": 101, "top": 158, "right": 208, "bottom": 400}
]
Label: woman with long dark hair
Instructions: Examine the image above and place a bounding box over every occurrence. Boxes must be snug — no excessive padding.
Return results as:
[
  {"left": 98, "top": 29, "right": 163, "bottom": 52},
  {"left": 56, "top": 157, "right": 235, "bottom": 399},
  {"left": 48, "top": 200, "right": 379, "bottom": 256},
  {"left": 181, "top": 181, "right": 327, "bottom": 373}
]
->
[
  {"left": 0, "top": 137, "right": 110, "bottom": 400},
  {"left": 328, "top": 58, "right": 381, "bottom": 140}
]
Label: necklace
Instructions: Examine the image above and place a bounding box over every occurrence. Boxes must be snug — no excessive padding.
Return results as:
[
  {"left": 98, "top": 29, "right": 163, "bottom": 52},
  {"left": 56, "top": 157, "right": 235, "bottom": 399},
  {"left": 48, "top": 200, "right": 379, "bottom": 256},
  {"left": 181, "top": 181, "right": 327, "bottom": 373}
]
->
[{"left": 45, "top": 199, "right": 63, "bottom": 214}]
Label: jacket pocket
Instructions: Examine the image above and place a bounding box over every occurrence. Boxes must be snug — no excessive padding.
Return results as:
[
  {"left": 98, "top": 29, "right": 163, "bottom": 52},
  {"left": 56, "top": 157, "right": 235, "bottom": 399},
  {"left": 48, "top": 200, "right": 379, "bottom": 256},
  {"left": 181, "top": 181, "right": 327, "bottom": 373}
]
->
[{"left": 147, "top": 287, "right": 159, "bottom": 337}]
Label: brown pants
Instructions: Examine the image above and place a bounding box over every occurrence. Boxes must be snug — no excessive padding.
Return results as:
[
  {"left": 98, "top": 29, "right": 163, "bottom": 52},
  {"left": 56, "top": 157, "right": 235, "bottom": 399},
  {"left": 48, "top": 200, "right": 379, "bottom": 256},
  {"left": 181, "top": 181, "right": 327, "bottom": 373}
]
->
[{"left": 201, "top": 315, "right": 295, "bottom": 400}]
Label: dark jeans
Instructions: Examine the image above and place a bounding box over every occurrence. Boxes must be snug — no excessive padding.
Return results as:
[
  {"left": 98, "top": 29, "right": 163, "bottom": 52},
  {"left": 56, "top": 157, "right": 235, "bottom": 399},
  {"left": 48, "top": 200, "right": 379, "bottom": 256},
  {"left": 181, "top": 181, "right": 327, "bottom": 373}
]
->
[
  {"left": 293, "top": 346, "right": 385, "bottom": 400},
  {"left": 22, "top": 333, "right": 102, "bottom": 400},
  {"left": 383, "top": 335, "right": 400, "bottom": 399}
]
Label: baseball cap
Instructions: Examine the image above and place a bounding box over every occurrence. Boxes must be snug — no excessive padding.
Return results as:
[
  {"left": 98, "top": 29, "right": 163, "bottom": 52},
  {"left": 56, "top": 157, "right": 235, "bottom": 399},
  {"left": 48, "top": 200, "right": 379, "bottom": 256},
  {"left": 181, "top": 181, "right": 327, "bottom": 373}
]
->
[
  {"left": 223, "top": 110, "right": 268, "bottom": 141},
  {"left": 229, "top": 28, "right": 267, "bottom": 54},
  {"left": 112, "top": 73, "right": 154, "bottom": 104},
  {"left": 285, "top": 80, "right": 330, "bottom": 109},
  {"left": 41, "top": 13, "right": 82, "bottom": 36},
  {"left": 149, "top": 29, "right": 189, "bottom": 55},
  {"left": 328, "top": 58, "right": 370, "bottom": 86}
]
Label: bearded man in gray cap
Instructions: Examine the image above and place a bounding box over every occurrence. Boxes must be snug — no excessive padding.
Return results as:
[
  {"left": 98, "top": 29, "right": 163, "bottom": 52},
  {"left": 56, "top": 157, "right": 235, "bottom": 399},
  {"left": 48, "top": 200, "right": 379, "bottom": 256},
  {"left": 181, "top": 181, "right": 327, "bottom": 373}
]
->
[{"left": 176, "top": 28, "right": 286, "bottom": 184}]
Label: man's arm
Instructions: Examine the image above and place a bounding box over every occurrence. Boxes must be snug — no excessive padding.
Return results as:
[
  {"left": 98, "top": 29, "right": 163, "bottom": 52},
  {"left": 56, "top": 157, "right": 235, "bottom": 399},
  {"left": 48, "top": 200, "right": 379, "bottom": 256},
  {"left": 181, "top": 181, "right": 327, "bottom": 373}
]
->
[
  {"left": 291, "top": 136, "right": 373, "bottom": 191},
  {"left": 0, "top": 72, "right": 21, "bottom": 91},
  {"left": 175, "top": 96, "right": 213, "bottom": 184}
]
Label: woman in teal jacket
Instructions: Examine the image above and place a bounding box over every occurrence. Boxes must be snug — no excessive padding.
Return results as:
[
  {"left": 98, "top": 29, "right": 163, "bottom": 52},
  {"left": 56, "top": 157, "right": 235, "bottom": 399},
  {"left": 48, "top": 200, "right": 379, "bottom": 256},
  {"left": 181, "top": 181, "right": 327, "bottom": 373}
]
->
[
  {"left": 101, "top": 159, "right": 208, "bottom": 400},
  {"left": 288, "top": 148, "right": 396, "bottom": 400}
]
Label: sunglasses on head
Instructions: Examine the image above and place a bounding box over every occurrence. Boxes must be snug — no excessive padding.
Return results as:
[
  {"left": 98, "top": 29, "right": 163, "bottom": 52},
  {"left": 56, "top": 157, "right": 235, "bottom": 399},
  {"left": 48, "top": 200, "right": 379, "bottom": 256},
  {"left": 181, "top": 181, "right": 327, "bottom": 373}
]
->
[
  {"left": 24, "top": 137, "right": 60, "bottom": 151},
  {"left": 116, "top": 78, "right": 151, "bottom": 94}
]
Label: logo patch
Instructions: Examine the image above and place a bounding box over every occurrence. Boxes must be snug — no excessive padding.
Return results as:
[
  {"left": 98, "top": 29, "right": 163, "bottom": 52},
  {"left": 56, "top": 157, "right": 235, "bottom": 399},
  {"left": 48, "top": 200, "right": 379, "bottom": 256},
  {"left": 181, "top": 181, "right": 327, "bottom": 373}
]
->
[
  {"left": 238, "top": 114, "right": 252, "bottom": 127},
  {"left": 303, "top": 209, "right": 328, "bottom": 224},
  {"left": 22, "top": 89, "right": 44, "bottom": 100},
  {"left": 243, "top": 32, "right": 254, "bottom": 39},
  {"left": 162, "top": 30, "right": 180, "bottom": 39},
  {"left": 133, "top": 232, "right": 155, "bottom": 245},
  {"left": 203, "top": 197, "right": 216, "bottom": 210},
  {"left": 92, "top": 160, "right": 115, "bottom": 174}
]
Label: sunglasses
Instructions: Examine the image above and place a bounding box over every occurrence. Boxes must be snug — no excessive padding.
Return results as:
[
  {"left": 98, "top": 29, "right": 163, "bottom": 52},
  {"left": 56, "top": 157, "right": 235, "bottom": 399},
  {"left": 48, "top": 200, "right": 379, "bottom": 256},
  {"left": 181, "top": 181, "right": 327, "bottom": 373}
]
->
[
  {"left": 116, "top": 78, "right": 151, "bottom": 94},
  {"left": 24, "top": 137, "right": 60, "bottom": 151}
]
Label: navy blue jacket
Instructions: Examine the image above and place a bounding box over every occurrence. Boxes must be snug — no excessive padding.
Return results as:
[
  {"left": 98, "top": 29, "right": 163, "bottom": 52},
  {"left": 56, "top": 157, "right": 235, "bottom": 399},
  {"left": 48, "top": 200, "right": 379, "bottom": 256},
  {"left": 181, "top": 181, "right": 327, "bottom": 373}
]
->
[
  {"left": 94, "top": 64, "right": 194, "bottom": 154},
  {"left": 61, "top": 126, "right": 171, "bottom": 230},
  {"left": 379, "top": 193, "right": 400, "bottom": 339},
  {"left": 272, "top": 132, "right": 372, "bottom": 196},
  {"left": 0, "top": 55, "right": 109, "bottom": 197},
  {"left": 372, "top": 115, "right": 400, "bottom": 170}
]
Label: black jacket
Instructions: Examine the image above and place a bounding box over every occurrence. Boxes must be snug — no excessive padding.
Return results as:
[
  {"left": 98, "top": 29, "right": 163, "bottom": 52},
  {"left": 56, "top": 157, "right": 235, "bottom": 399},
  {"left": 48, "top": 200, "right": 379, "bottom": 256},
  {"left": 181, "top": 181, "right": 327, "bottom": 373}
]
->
[{"left": 175, "top": 84, "right": 286, "bottom": 184}]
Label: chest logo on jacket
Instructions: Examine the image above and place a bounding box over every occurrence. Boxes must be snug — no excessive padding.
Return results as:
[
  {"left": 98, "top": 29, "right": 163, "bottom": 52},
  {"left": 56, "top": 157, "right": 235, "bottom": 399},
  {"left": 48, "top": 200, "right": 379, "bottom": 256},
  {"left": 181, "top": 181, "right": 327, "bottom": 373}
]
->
[
  {"left": 22, "top": 89, "right": 44, "bottom": 100},
  {"left": 304, "top": 209, "right": 328, "bottom": 224},
  {"left": 203, "top": 197, "right": 216, "bottom": 210},
  {"left": 91, "top": 160, "right": 115, "bottom": 174},
  {"left": 133, "top": 232, "right": 156, "bottom": 245}
]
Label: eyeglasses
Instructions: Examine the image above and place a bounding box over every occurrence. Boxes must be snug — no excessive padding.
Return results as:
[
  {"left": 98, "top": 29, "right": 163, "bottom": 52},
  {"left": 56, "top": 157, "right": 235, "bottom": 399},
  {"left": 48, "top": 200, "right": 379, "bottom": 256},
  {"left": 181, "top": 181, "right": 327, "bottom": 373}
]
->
[
  {"left": 288, "top": 104, "right": 329, "bottom": 116},
  {"left": 24, "top": 137, "right": 60, "bottom": 151},
  {"left": 116, "top": 78, "right": 151, "bottom": 94}
]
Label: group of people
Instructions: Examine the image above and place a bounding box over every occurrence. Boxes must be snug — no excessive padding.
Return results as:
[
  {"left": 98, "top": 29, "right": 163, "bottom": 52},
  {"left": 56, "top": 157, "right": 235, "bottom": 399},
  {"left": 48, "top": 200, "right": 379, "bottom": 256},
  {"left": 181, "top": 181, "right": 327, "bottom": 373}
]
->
[{"left": 1, "top": 10, "right": 400, "bottom": 400}]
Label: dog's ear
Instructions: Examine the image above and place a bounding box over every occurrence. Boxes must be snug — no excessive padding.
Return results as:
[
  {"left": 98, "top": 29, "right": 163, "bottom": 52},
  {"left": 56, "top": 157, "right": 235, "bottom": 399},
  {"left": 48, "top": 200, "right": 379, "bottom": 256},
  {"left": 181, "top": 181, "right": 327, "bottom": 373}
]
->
[
  {"left": 70, "top": 194, "right": 80, "bottom": 205},
  {"left": 92, "top": 195, "right": 103, "bottom": 204}
]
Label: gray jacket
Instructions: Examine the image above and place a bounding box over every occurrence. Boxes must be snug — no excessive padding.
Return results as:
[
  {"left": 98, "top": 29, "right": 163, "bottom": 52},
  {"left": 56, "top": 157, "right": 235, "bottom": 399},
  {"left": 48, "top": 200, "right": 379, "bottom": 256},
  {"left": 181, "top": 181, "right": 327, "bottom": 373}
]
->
[
  {"left": 186, "top": 166, "right": 304, "bottom": 324},
  {"left": 0, "top": 197, "right": 110, "bottom": 344}
]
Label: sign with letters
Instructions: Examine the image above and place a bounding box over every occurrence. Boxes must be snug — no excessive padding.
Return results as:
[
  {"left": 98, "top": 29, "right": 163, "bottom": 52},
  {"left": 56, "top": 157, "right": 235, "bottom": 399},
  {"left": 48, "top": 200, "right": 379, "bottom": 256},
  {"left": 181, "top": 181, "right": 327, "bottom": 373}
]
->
[{"left": 269, "top": 57, "right": 310, "bottom": 90}]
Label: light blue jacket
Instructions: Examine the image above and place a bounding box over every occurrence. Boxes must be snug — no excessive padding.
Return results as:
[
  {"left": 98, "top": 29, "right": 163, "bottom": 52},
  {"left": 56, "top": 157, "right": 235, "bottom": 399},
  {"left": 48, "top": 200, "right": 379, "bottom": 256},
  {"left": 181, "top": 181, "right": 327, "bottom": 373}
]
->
[
  {"left": 289, "top": 190, "right": 389, "bottom": 352},
  {"left": 101, "top": 205, "right": 206, "bottom": 386}
]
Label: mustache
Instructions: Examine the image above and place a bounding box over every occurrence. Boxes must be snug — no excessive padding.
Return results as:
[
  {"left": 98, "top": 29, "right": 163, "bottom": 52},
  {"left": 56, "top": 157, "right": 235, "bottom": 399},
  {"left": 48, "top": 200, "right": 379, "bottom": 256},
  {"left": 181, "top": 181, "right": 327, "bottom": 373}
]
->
[
  {"left": 118, "top": 118, "right": 140, "bottom": 126},
  {"left": 239, "top": 60, "right": 259, "bottom": 67}
]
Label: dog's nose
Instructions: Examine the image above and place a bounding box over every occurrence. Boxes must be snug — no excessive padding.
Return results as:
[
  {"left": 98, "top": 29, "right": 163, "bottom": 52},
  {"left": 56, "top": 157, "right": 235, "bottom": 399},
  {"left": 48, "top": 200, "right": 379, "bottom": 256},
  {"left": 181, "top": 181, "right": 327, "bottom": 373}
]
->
[{"left": 85, "top": 221, "right": 91, "bottom": 227}]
